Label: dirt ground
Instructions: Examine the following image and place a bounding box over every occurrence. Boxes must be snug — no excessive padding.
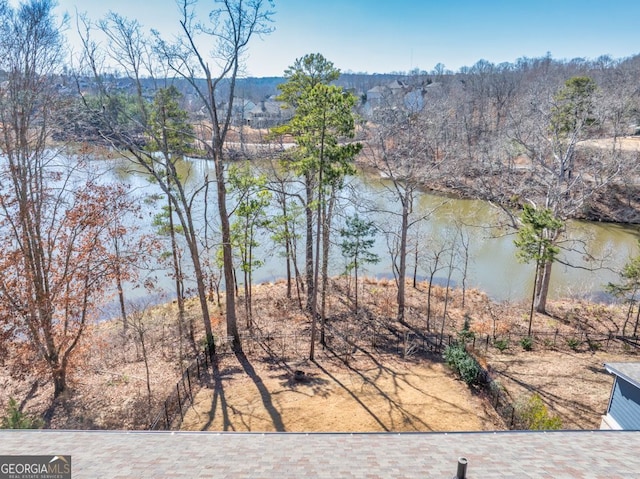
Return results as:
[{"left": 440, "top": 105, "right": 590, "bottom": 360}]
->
[
  {"left": 479, "top": 349, "right": 637, "bottom": 429},
  {"left": 580, "top": 136, "right": 640, "bottom": 151},
  {"left": 181, "top": 351, "right": 503, "bottom": 432}
]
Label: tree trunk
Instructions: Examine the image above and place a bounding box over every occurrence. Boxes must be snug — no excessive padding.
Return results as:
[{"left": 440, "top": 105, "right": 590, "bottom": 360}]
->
[
  {"left": 397, "top": 193, "right": 409, "bottom": 322},
  {"left": 282, "top": 193, "right": 292, "bottom": 299},
  {"left": 168, "top": 192, "right": 189, "bottom": 359},
  {"left": 291, "top": 230, "right": 304, "bottom": 310},
  {"left": 247, "top": 222, "right": 255, "bottom": 330},
  {"left": 310, "top": 175, "right": 323, "bottom": 360},
  {"left": 354, "top": 258, "right": 359, "bottom": 312},
  {"left": 535, "top": 259, "right": 553, "bottom": 314},
  {"left": 214, "top": 151, "right": 240, "bottom": 352},
  {"left": 305, "top": 175, "right": 315, "bottom": 313},
  {"left": 426, "top": 280, "right": 434, "bottom": 331},
  {"left": 412, "top": 242, "right": 419, "bottom": 289},
  {"left": 113, "top": 237, "right": 128, "bottom": 333},
  {"left": 622, "top": 300, "right": 633, "bottom": 337},
  {"left": 184, "top": 213, "right": 214, "bottom": 350},
  {"left": 440, "top": 250, "right": 455, "bottom": 347},
  {"left": 320, "top": 187, "right": 336, "bottom": 346},
  {"left": 52, "top": 366, "right": 66, "bottom": 399}
]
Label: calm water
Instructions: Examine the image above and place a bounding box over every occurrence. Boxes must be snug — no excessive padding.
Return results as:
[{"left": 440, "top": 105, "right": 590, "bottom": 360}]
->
[{"left": 107, "top": 157, "right": 640, "bottom": 304}]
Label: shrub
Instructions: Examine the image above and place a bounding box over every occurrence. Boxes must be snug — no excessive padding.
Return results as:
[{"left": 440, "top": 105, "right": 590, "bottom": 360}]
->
[
  {"left": 489, "top": 379, "right": 504, "bottom": 395},
  {"left": 494, "top": 338, "right": 509, "bottom": 352},
  {"left": 517, "top": 393, "right": 563, "bottom": 430},
  {"left": 566, "top": 337, "right": 580, "bottom": 351},
  {"left": 443, "top": 344, "right": 480, "bottom": 385},
  {"left": 520, "top": 336, "right": 533, "bottom": 351},
  {"left": 1, "top": 398, "right": 42, "bottom": 429},
  {"left": 457, "top": 356, "right": 481, "bottom": 384},
  {"left": 443, "top": 344, "right": 466, "bottom": 368},
  {"left": 588, "top": 340, "right": 601, "bottom": 352},
  {"left": 458, "top": 315, "right": 475, "bottom": 343}
]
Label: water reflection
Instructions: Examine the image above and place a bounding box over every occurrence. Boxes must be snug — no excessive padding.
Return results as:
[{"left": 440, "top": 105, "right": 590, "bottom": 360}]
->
[{"left": 103, "top": 156, "right": 640, "bottom": 303}]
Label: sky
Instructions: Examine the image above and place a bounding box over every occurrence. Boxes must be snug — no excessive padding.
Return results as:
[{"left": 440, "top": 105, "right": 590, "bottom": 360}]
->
[{"left": 48, "top": 0, "right": 640, "bottom": 77}]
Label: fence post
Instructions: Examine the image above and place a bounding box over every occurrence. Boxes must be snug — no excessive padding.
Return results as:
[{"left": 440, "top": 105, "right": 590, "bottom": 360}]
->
[
  {"left": 164, "top": 401, "right": 170, "bottom": 429},
  {"left": 177, "top": 384, "right": 183, "bottom": 421},
  {"left": 186, "top": 368, "right": 192, "bottom": 400}
]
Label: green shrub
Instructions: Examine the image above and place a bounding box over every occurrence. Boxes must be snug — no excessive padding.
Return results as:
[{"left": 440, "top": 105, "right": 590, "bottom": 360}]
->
[
  {"left": 443, "top": 344, "right": 480, "bottom": 385},
  {"left": 457, "top": 316, "right": 475, "bottom": 343},
  {"left": 443, "top": 344, "right": 466, "bottom": 368},
  {"left": 1, "top": 398, "right": 42, "bottom": 429},
  {"left": 494, "top": 338, "right": 509, "bottom": 352},
  {"left": 457, "top": 356, "right": 481, "bottom": 384},
  {"left": 588, "top": 340, "right": 601, "bottom": 352},
  {"left": 520, "top": 336, "right": 533, "bottom": 351},
  {"left": 566, "top": 337, "right": 580, "bottom": 351},
  {"left": 517, "top": 393, "right": 563, "bottom": 430}
]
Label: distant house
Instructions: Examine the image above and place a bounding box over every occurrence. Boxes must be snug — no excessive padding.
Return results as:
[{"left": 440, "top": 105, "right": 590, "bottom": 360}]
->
[
  {"left": 365, "top": 85, "right": 385, "bottom": 100},
  {"left": 387, "top": 79, "right": 406, "bottom": 95},
  {"left": 403, "top": 89, "right": 424, "bottom": 113},
  {"left": 601, "top": 362, "right": 640, "bottom": 429},
  {"left": 247, "top": 96, "right": 293, "bottom": 128},
  {"left": 363, "top": 79, "right": 436, "bottom": 118},
  {"left": 365, "top": 81, "right": 406, "bottom": 110}
]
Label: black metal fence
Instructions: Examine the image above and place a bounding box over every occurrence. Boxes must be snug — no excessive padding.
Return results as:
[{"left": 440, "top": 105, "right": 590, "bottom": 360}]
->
[
  {"left": 458, "top": 331, "right": 640, "bottom": 429},
  {"left": 148, "top": 324, "right": 639, "bottom": 430},
  {"left": 149, "top": 345, "right": 214, "bottom": 430},
  {"left": 457, "top": 330, "right": 639, "bottom": 354}
]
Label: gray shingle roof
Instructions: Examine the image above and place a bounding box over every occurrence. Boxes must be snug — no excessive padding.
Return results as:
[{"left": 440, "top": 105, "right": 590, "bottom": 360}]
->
[
  {"left": 1, "top": 430, "right": 639, "bottom": 478},
  {"left": 605, "top": 362, "right": 640, "bottom": 388}
]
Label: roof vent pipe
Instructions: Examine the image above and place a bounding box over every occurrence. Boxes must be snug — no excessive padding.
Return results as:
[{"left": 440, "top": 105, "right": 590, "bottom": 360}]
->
[{"left": 454, "top": 457, "right": 468, "bottom": 479}]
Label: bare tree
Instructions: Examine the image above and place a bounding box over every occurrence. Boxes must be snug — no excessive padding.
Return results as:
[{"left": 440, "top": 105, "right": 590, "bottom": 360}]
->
[
  {"left": 155, "top": 0, "right": 275, "bottom": 351},
  {"left": 509, "top": 76, "right": 624, "bottom": 312},
  {"left": 128, "top": 303, "right": 154, "bottom": 420},
  {"left": 0, "top": 0, "right": 139, "bottom": 399},
  {"left": 77, "top": 1, "right": 274, "bottom": 352},
  {"left": 366, "top": 107, "right": 445, "bottom": 322}
]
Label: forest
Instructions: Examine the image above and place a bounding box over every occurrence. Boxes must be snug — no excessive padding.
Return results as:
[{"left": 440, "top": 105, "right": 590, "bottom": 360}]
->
[{"left": 1, "top": 0, "right": 640, "bottom": 429}]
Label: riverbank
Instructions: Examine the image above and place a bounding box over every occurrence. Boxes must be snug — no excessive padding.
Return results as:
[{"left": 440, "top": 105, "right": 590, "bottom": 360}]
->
[{"left": 354, "top": 135, "right": 640, "bottom": 225}]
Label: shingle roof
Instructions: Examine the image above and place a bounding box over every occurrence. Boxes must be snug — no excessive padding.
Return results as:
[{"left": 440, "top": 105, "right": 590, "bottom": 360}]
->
[
  {"left": 605, "top": 362, "right": 640, "bottom": 388},
  {"left": 1, "top": 430, "right": 639, "bottom": 478}
]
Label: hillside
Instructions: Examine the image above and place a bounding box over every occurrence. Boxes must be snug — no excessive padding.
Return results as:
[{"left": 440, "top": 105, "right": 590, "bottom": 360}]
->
[{"left": 1, "top": 278, "right": 637, "bottom": 431}]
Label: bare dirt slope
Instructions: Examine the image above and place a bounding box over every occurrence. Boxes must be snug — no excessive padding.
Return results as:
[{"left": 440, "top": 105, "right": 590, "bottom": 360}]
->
[
  {"left": 181, "top": 351, "right": 503, "bottom": 432},
  {"left": 482, "top": 349, "right": 634, "bottom": 429}
]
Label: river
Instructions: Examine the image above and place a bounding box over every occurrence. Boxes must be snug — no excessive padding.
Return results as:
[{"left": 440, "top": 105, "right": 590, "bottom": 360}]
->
[{"left": 106, "top": 156, "right": 640, "bottom": 305}]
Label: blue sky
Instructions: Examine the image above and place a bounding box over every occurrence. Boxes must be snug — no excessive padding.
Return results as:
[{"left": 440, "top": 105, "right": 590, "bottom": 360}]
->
[{"left": 52, "top": 0, "right": 640, "bottom": 77}]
